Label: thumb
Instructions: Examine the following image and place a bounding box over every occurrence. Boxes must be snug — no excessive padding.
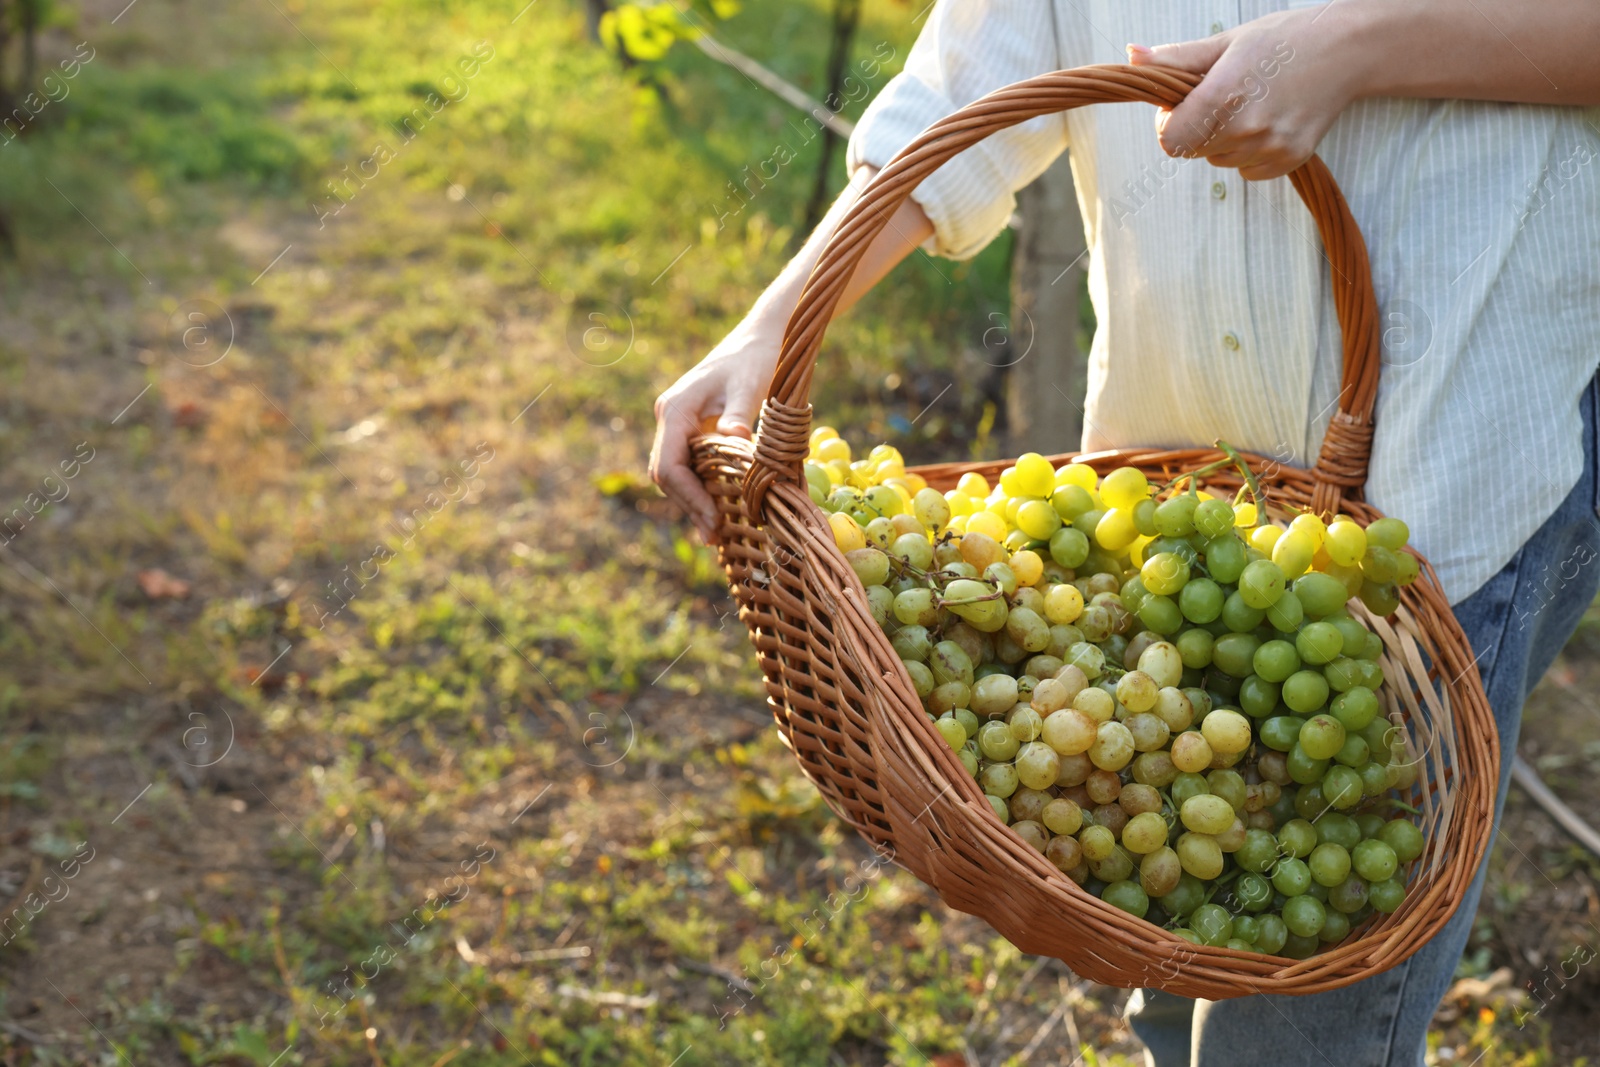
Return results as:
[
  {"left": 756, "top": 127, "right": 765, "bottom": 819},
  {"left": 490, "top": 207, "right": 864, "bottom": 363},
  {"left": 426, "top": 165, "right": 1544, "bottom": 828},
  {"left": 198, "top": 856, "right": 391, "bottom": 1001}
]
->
[
  {"left": 715, "top": 379, "right": 759, "bottom": 439},
  {"left": 1127, "top": 35, "right": 1229, "bottom": 75}
]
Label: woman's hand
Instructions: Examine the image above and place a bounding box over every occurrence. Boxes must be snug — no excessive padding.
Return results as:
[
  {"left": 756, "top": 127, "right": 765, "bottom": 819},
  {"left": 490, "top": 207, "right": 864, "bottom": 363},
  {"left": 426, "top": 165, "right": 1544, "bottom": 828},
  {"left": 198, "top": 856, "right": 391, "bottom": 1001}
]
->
[
  {"left": 649, "top": 321, "right": 781, "bottom": 544},
  {"left": 1128, "top": 7, "right": 1363, "bottom": 180}
]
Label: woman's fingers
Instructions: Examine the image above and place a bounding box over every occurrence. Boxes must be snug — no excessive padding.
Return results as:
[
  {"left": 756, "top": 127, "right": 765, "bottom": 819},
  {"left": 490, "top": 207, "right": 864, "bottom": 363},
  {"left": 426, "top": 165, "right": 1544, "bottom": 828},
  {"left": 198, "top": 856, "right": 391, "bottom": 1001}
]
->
[{"left": 650, "top": 391, "right": 721, "bottom": 543}]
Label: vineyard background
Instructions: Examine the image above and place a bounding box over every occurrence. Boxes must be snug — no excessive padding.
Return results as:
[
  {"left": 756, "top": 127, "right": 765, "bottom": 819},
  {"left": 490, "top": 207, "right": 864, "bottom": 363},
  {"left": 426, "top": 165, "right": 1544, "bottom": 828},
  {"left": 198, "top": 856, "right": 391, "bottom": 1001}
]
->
[{"left": 0, "top": 1, "right": 1597, "bottom": 1064}]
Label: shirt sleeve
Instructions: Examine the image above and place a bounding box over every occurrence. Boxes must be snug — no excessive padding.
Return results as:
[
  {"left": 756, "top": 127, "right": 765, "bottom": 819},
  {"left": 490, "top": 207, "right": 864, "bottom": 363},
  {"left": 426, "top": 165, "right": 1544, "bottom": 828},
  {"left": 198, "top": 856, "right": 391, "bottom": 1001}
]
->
[{"left": 846, "top": 0, "right": 1069, "bottom": 261}]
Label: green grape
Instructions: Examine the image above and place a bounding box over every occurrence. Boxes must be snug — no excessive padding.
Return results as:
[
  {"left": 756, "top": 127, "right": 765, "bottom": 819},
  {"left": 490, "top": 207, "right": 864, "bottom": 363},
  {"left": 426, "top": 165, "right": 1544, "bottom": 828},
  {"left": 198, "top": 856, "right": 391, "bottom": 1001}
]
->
[
  {"left": 1207, "top": 769, "right": 1248, "bottom": 813},
  {"left": 1154, "top": 495, "right": 1200, "bottom": 537},
  {"left": 1119, "top": 575, "right": 1149, "bottom": 614},
  {"left": 1283, "top": 932, "right": 1320, "bottom": 959},
  {"left": 1191, "top": 902, "right": 1235, "bottom": 946},
  {"left": 931, "top": 640, "right": 975, "bottom": 687},
  {"left": 1122, "top": 811, "right": 1170, "bottom": 854},
  {"left": 1321, "top": 765, "right": 1364, "bottom": 810},
  {"left": 1179, "top": 577, "right": 1224, "bottom": 623},
  {"left": 1366, "top": 517, "right": 1410, "bottom": 550},
  {"left": 1255, "top": 914, "right": 1289, "bottom": 954},
  {"left": 1253, "top": 640, "right": 1302, "bottom": 683},
  {"left": 1221, "top": 591, "right": 1268, "bottom": 633},
  {"left": 1193, "top": 499, "right": 1236, "bottom": 540},
  {"left": 1298, "top": 714, "right": 1345, "bottom": 760},
  {"left": 1266, "top": 590, "right": 1304, "bottom": 632},
  {"left": 1103, "top": 879, "right": 1150, "bottom": 918},
  {"left": 1360, "top": 546, "right": 1400, "bottom": 583},
  {"left": 1323, "top": 656, "right": 1363, "bottom": 692},
  {"left": 1352, "top": 839, "right": 1399, "bottom": 882},
  {"left": 1232, "top": 915, "right": 1262, "bottom": 944},
  {"left": 1286, "top": 745, "right": 1329, "bottom": 785},
  {"left": 1176, "top": 831, "right": 1224, "bottom": 879},
  {"left": 1368, "top": 878, "right": 1406, "bottom": 913},
  {"left": 1318, "top": 908, "right": 1351, "bottom": 943},
  {"left": 1161, "top": 873, "right": 1207, "bottom": 917},
  {"left": 1237, "top": 828, "right": 1279, "bottom": 872},
  {"left": 1212, "top": 633, "right": 1262, "bottom": 678},
  {"left": 1089, "top": 846, "right": 1135, "bottom": 884},
  {"left": 934, "top": 715, "right": 967, "bottom": 750},
  {"left": 1292, "top": 572, "right": 1350, "bottom": 618},
  {"left": 1238, "top": 559, "right": 1288, "bottom": 609},
  {"left": 1005, "top": 606, "right": 1051, "bottom": 653},
  {"left": 1015, "top": 741, "right": 1061, "bottom": 790},
  {"left": 958, "top": 744, "right": 980, "bottom": 778},
  {"left": 1181, "top": 795, "right": 1237, "bottom": 835},
  {"left": 1138, "top": 594, "right": 1184, "bottom": 635},
  {"left": 1330, "top": 686, "right": 1379, "bottom": 731},
  {"left": 1272, "top": 857, "right": 1313, "bottom": 897},
  {"left": 927, "top": 682, "right": 971, "bottom": 716},
  {"left": 1017, "top": 499, "right": 1063, "bottom": 540},
  {"left": 1277, "top": 819, "right": 1318, "bottom": 859},
  {"left": 1171, "top": 771, "right": 1210, "bottom": 808},
  {"left": 1328, "top": 874, "right": 1370, "bottom": 914},
  {"left": 953, "top": 708, "right": 981, "bottom": 740},
  {"left": 1296, "top": 622, "right": 1344, "bottom": 665},
  {"left": 1316, "top": 814, "right": 1361, "bottom": 851},
  {"left": 1132, "top": 498, "right": 1159, "bottom": 537},
  {"left": 1205, "top": 534, "right": 1249, "bottom": 585},
  {"left": 1333, "top": 735, "right": 1371, "bottom": 768},
  {"left": 846, "top": 548, "right": 891, "bottom": 587},
  {"left": 1177, "top": 628, "right": 1216, "bottom": 669},
  {"left": 1394, "top": 551, "right": 1420, "bottom": 586},
  {"left": 1259, "top": 715, "right": 1305, "bottom": 753},
  {"left": 1283, "top": 672, "right": 1332, "bottom": 715},
  {"left": 1238, "top": 675, "right": 1281, "bottom": 718},
  {"left": 893, "top": 588, "right": 940, "bottom": 627},
  {"left": 1236, "top": 872, "right": 1274, "bottom": 913},
  {"left": 1283, "top": 894, "right": 1326, "bottom": 938},
  {"left": 905, "top": 660, "right": 936, "bottom": 698},
  {"left": 1377, "top": 820, "right": 1425, "bottom": 863},
  {"left": 866, "top": 584, "right": 895, "bottom": 625},
  {"left": 971, "top": 673, "right": 1020, "bottom": 716},
  {"left": 891, "top": 533, "right": 935, "bottom": 570},
  {"left": 893, "top": 625, "right": 933, "bottom": 662},
  {"left": 986, "top": 794, "right": 1010, "bottom": 823},
  {"left": 1360, "top": 580, "right": 1401, "bottom": 616},
  {"left": 979, "top": 761, "right": 1019, "bottom": 798},
  {"left": 1328, "top": 615, "right": 1370, "bottom": 657},
  {"left": 977, "top": 720, "right": 1021, "bottom": 761},
  {"left": 1052, "top": 484, "right": 1095, "bottom": 521},
  {"left": 1049, "top": 526, "right": 1091, "bottom": 568}
]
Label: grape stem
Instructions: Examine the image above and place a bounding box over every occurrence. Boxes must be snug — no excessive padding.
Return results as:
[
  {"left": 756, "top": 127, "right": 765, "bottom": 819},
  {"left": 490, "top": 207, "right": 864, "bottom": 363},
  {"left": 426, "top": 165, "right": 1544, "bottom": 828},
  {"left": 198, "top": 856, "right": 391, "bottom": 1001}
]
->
[{"left": 1212, "top": 440, "right": 1267, "bottom": 515}]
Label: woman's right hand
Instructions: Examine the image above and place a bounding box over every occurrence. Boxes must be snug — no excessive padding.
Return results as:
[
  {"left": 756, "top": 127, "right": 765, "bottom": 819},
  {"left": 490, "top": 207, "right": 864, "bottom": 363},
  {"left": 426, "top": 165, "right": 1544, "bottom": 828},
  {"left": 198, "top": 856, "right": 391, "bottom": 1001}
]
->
[{"left": 648, "top": 320, "right": 782, "bottom": 544}]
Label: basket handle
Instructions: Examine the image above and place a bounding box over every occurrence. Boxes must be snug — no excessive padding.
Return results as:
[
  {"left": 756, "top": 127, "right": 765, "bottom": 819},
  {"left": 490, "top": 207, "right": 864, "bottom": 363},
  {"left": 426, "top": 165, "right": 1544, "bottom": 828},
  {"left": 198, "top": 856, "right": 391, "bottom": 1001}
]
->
[{"left": 744, "top": 64, "right": 1380, "bottom": 519}]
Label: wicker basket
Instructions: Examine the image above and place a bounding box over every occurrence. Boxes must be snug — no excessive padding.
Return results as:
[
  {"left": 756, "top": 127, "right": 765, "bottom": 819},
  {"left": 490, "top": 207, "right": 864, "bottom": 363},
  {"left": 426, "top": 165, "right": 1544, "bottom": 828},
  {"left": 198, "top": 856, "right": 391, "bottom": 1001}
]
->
[{"left": 688, "top": 65, "right": 1497, "bottom": 999}]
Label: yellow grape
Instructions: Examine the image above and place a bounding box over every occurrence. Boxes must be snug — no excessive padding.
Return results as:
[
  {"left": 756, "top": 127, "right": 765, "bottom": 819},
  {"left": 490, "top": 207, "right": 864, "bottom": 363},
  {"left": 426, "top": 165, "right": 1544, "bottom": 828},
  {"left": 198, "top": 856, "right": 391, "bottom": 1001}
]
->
[
  {"left": 1128, "top": 535, "right": 1154, "bottom": 568},
  {"left": 1014, "top": 453, "right": 1056, "bottom": 498},
  {"left": 1011, "top": 549, "right": 1044, "bottom": 586},
  {"left": 810, "top": 425, "right": 839, "bottom": 447},
  {"left": 1288, "top": 512, "right": 1326, "bottom": 546},
  {"left": 1324, "top": 519, "right": 1367, "bottom": 566},
  {"left": 1054, "top": 463, "right": 1099, "bottom": 491},
  {"left": 1234, "top": 501, "right": 1258, "bottom": 527},
  {"left": 968, "top": 510, "right": 1007, "bottom": 542},
  {"left": 1044, "top": 583, "right": 1084, "bottom": 624},
  {"left": 1095, "top": 508, "right": 1139, "bottom": 552},
  {"left": 1016, "top": 499, "right": 1062, "bottom": 540},
  {"left": 1250, "top": 524, "right": 1283, "bottom": 554},
  {"left": 1100, "top": 467, "right": 1149, "bottom": 511},
  {"left": 998, "top": 466, "right": 1024, "bottom": 496},
  {"left": 815, "top": 437, "right": 851, "bottom": 464},
  {"left": 945, "top": 490, "right": 974, "bottom": 517},
  {"left": 829, "top": 511, "right": 866, "bottom": 554},
  {"left": 1272, "top": 530, "right": 1316, "bottom": 580},
  {"left": 947, "top": 515, "right": 969, "bottom": 534},
  {"left": 957, "top": 471, "right": 990, "bottom": 498}
]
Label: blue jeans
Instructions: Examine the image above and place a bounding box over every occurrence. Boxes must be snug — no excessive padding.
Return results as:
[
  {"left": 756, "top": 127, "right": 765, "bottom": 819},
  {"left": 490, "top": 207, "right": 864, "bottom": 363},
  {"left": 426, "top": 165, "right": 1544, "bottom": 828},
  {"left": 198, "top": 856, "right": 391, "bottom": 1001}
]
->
[{"left": 1127, "top": 375, "right": 1600, "bottom": 1067}]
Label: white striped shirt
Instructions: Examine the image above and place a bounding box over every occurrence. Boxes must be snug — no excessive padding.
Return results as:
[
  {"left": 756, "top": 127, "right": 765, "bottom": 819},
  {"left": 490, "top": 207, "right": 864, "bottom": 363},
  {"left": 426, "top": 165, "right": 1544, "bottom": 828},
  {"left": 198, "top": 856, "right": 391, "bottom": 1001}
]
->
[{"left": 846, "top": 0, "right": 1600, "bottom": 603}]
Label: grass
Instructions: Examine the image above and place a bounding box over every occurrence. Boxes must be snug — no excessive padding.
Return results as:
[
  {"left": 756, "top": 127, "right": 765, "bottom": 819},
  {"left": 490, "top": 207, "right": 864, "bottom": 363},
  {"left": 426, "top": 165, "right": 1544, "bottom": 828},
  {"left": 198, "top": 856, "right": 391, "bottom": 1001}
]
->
[{"left": 0, "top": 1, "right": 1595, "bottom": 1064}]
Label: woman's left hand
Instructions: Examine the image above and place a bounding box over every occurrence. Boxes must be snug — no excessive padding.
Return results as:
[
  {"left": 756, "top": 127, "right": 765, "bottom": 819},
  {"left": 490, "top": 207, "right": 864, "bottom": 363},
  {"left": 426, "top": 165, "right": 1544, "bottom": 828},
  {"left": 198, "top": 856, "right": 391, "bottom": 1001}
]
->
[{"left": 1128, "top": 7, "right": 1364, "bottom": 180}]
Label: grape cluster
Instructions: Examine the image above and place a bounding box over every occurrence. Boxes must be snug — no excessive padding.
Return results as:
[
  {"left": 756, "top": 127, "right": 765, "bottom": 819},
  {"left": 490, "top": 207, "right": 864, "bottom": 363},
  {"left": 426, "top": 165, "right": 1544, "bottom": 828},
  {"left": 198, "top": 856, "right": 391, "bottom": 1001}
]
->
[{"left": 806, "top": 428, "right": 1427, "bottom": 959}]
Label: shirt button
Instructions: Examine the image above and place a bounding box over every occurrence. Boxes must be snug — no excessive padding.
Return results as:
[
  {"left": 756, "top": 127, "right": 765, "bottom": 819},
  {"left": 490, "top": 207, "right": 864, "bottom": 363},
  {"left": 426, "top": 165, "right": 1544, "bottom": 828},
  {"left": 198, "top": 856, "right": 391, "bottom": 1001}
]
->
[
  {"left": 1210, "top": 21, "right": 1225, "bottom": 33},
  {"left": 1223, "top": 332, "right": 1241, "bottom": 350},
  {"left": 1211, "top": 181, "right": 1227, "bottom": 201}
]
